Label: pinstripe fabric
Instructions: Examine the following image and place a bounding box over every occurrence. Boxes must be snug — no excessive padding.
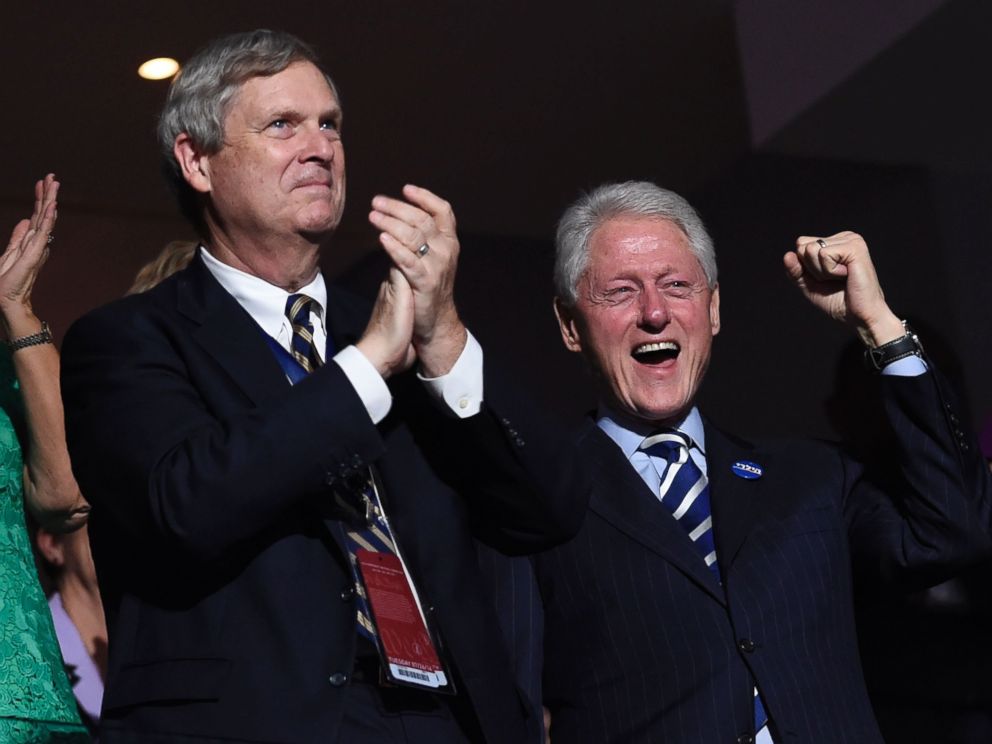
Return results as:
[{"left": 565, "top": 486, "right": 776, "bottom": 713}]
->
[
  {"left": 536, "top": 371, "right": 989, "bottom": 744},
  {"left": 476, "top": 545, "right": 545, "bottom": 741},
  {"left": 641, "top": 431, "right": 769, "bottom": 733}
]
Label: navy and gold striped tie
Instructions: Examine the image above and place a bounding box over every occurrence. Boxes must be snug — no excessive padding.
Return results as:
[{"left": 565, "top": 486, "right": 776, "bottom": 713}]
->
[
  {"left": 286, "top": 294, "right": 324, "bottom": 373},
  {"left": 284, "top": 293, "right": 389, "bottom": 643}
]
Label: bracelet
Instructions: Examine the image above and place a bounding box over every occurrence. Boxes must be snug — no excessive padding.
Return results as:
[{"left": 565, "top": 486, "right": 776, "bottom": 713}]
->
[
  {"left": 863, "top": 320, "right": 924, "bottom": 371},
  {"left": 8, "top": 321, "right": 53, "bottom": 352}
]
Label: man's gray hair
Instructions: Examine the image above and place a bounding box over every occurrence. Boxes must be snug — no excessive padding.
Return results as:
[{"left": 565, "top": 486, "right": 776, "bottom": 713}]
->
[
  {"left": 158, "top": 29, "right": 339, "bottom": 234},
  {"left": 554, "top": 181, "right": 717, "bottom": 305}
]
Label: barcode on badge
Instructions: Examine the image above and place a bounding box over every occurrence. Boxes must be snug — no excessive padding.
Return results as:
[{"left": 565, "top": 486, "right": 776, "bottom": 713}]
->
[{"left": 388, "top": 662, "right": 445, "bottom": 688}]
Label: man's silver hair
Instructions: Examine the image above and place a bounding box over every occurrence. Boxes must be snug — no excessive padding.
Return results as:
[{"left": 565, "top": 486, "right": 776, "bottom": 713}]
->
[
  {"left": 157, "top": 29, "right": 339, "bottom": 233},
  {"left": 554, "top": 181, "right": 718, "bottom": 305}
]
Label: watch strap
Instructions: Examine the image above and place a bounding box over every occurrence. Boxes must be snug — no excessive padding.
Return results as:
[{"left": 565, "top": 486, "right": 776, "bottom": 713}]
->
[
  {"left": 864, "top": 321, "right": 923, "bottom": 371},
  {"left": 8, "top": 321, "right": 53, "bottom": 352}
]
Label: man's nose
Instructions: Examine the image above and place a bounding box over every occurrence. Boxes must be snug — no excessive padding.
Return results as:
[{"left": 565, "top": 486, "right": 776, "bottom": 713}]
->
[
  {"left": 300, "top": 123, "right": 338, "bottom": 163},
  {"left": 639, "top": 290, "right": 670, "bottom": 330}
]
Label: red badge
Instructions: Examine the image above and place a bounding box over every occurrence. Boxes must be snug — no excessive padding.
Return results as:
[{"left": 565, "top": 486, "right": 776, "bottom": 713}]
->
[{"left": 355, "top": 549, "right": 449, "bottom": 689}]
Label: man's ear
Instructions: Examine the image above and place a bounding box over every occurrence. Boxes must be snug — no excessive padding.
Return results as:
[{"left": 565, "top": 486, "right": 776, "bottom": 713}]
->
[
  {"left": 174, "top": 133, "right": 212, "bottom": 194},
  {"left": 709, "top": 283, "right": 721, "bottom": 336},
  {"left": 554, "top": 297, "right": 584, "bottom": 353}
]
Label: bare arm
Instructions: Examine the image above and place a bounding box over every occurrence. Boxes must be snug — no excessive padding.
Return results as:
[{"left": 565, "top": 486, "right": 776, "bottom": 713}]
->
[{"left": 1, "top": 175, "right": 88, "bottom": 532}]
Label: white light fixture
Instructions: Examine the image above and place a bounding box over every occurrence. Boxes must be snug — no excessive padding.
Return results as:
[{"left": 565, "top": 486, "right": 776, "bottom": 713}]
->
[{"left": 138, "top": 57, "right": 180, "bottom": 81}]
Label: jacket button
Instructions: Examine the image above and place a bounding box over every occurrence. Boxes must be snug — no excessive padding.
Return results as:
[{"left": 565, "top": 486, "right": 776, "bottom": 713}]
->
[
  {"left": 325, "top": 472, "right": 337, "bottom": 486},
  {"left": 737, "top": 734, "right": 755, "bottom": 744},
  {"left": 328, "top": 672, "right": 349, "bottom": 687},
  {"left": 738, "top": 638, "right": 756, "bottom": 653},
  {"left": 340, "top": 586, "right": 355, "bottom": 601}
]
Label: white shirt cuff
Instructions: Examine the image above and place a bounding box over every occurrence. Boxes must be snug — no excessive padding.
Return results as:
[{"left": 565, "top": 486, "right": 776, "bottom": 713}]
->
[
  {"left": 880, "top": 355, "right": 928, "bottom": 377},
  {"left": 418, "top": 331, "right": 483, "bottom": 418},
  {"left": 333, "top": 345, "right": 393, "bottom": 424}
]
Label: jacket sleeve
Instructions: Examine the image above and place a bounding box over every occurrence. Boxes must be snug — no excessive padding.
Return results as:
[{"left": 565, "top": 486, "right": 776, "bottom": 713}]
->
[
  {"left": 397, "top": 352, "right": 589, "bottom": 555},
  {"left": 844, "top": 366, "right": 992, "bottom": 586},
  {"left": 61, "top": 298, "right": 386, "bottom": 564}
]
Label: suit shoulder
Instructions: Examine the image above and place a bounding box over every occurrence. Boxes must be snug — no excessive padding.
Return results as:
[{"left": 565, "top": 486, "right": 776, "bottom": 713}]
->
[
  {"left": 705, "top": 416, "right": 844, "bottom": 469},
  {"left": 64, "top": 272, "right": 185, "bottom": 351}
]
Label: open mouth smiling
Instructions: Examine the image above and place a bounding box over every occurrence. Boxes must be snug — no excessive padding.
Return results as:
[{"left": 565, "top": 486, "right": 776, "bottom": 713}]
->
[{"left": 632, "top": 341, "right": 680, "bottom": 365}]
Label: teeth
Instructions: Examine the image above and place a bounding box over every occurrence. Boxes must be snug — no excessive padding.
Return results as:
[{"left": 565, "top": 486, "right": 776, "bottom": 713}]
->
[{"left": 634, "top": 341, "right": 679, "bottom": 355}]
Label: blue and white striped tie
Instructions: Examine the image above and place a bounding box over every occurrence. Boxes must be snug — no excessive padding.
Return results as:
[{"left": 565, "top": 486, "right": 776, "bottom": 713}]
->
[
  {"left": 639, "top": 430, "right": 720, "bottom": 581},
  {"left": 640, "top": 431, "right": 769, "bottom": 734}
]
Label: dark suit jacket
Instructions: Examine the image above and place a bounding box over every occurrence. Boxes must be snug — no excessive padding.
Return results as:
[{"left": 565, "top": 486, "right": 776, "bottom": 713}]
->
[
  {"left": 535, "top": 371, "right": 991, "bottom": 743},
  {"left": 61, "top": 255, "right": 583, "bottom": 744}
]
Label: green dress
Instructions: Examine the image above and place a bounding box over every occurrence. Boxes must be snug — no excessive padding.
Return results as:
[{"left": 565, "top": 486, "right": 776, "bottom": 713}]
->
[{"left": 0, "top": 350, "right": 89, "bottom": 742}]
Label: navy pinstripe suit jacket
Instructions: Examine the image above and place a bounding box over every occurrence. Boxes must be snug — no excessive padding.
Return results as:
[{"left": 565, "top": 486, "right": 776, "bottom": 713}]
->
[{"left": 535, "top": 370, "right": 991, "bottom": 743}]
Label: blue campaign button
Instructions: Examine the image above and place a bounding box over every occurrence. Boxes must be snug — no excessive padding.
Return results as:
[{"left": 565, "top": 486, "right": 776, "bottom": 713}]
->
[{"left": 731, "top": 460, "right": 763, "bottom": 479}]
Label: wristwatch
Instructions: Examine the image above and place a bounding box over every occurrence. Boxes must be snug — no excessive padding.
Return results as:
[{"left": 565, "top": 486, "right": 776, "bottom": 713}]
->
[
  {"left": 8, "top": 321, "right": 53, "bottom": 352},
  {"left": 864, "top": 320, "right": 924, "bottom": 371}
]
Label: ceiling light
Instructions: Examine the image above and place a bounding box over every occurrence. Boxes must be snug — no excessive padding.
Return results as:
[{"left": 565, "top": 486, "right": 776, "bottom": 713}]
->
[{"left": 138, "top": 57, "right": 180, "bottom": 81}]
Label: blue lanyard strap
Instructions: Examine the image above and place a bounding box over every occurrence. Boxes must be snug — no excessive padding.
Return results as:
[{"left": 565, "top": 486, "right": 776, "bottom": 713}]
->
[{"left": 263, "top": 334, "right": 310, "bottom": 385}]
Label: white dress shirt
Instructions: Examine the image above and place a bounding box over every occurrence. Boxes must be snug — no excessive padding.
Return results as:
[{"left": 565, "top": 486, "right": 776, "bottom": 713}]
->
[{"left": 199, "top": 247, "right": 484, "bottom": 421}]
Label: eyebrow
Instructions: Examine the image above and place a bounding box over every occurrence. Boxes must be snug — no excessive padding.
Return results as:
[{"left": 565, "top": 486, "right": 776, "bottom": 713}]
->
[{"left": 256, "top": 104, "right": 342, "bottom": 123}]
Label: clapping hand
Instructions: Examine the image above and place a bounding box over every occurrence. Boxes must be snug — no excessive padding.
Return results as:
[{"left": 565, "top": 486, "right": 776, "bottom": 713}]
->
[
  {"left": 368, "top": 185, "right": 467, "bottom": 376},
  {"left": 1, "top": 174, "right": 58, "bottom": 334}
]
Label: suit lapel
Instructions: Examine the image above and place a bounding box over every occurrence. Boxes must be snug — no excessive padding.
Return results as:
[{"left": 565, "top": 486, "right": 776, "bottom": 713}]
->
[
  {"left": 582, "top": 424, "right": 725, "bottom": 605},
  {"left": 176, "top": 255, "right": 289, "bottom": 406},
  {"left": 706, "top": 422, "right": 771, "bottom": 571}
]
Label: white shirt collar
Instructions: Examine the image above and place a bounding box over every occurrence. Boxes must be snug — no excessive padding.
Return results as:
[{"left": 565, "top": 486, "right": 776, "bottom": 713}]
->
[{"left": 198, "top": 244, "right": 327, "bottom": 339}]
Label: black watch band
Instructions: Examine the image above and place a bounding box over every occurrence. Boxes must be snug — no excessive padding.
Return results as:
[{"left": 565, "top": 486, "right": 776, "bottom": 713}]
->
[
  {"left": 8, "top": 321, "right": 53, "bottom": 352},
  {"left": 864, "top": 321, "right": 924, "bottom": 371}
]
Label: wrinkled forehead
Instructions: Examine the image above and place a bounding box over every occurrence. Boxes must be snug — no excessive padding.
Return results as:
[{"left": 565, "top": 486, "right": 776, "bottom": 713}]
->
[{"left": 585, "top": 215, "right": 700, "bottom": 275}]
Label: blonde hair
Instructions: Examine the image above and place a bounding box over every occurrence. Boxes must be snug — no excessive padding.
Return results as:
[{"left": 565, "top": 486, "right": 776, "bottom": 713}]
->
[{"left": 127, "top": 241, "right": 198, "bottom": 295}]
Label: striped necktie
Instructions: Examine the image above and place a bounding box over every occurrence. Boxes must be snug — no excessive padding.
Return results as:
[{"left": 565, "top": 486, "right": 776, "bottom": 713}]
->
[
  {"left": 639, "top": 430, "right": 720, "bottom": 582},
  {"left": 286, "top": 294, "right": 324, "bottom": 373},
  {"left": 640, "top": 431, "right": 769, "bottom": 734},
  {"left": 341, "top": 473, "right": 400, "bottom": 642},
  {"left": 283, "top": 294, "right": 391, "bottom": 644}
]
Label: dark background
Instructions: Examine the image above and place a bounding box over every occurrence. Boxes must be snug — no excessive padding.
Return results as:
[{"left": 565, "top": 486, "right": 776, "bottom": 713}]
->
[
  {"left": 3, "top": 0, "right": 991, "bottom": 437},
  {"left": 3, "top": 1, "right": 991, "bottom": 738}
]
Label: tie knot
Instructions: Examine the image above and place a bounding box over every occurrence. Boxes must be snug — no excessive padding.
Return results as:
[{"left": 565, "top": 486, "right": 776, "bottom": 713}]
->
[
  {"left": 286, "top": 293, "right": 319, "bottom": 325},
  {"left": 639, "top": 430, "right": 693, "bottom": 462}
]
